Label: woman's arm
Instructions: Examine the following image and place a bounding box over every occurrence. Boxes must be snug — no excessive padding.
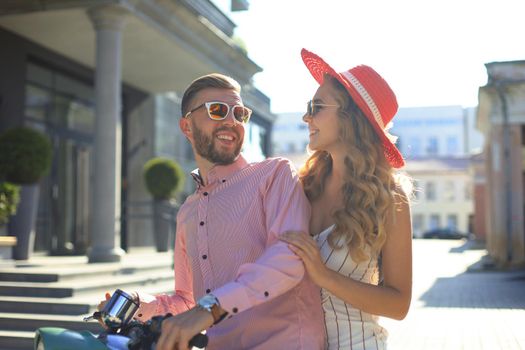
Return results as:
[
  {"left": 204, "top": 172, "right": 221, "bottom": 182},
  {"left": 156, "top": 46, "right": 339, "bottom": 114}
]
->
[{"left": 281, "top": 194, "right": 412, "bottom": 320}]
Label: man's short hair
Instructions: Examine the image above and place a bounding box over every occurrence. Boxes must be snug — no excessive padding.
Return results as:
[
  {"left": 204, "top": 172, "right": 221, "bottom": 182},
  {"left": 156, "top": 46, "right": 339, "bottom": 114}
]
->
[{"left": 181, "top": 73, "right": 241, "bottom": 117}]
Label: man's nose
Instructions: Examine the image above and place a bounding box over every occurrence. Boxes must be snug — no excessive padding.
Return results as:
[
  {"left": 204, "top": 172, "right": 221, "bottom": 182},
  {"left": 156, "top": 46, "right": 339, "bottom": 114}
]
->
[{"left": 222, "top": 108, "right": 240, "bottom": 126}]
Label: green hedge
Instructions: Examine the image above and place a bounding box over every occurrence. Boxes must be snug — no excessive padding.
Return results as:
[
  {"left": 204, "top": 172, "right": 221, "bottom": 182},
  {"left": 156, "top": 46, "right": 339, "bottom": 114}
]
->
[
  {"left": 143, "top": 157, "right": 185, "bottom": 200},
  {"left": 0, "top": 182, "right": 20, "bottom": 225},
  {"left": 0, "top": 127, "right": 52, "bottom": 185}
]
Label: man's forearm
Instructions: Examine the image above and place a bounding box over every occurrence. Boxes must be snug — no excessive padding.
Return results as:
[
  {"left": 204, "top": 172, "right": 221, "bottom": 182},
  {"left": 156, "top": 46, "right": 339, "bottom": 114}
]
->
[
  {"left": 134, "top": 290, "right": 195, "bottom": 322},
  {"left": 212, "top": 241, "right": 305, "bottom": 315}
]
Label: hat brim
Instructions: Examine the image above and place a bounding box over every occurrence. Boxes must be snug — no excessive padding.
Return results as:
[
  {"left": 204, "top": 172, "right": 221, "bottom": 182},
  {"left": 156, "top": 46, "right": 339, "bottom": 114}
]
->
[{"left": 301, "top": 48, "right": 405, "bottom": 168}]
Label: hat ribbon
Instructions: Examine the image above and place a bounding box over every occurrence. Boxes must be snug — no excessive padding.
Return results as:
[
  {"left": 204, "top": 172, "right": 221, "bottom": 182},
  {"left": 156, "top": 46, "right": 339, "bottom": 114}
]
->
[{"left": 340, "top": 70, "right": 385, "bottom": 129}]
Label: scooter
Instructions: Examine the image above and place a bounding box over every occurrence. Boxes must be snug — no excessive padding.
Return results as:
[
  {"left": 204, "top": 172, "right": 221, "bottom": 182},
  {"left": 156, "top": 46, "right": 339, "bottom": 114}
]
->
[{"left": 34, "top": 289, "right": 208, "bottom": 350}]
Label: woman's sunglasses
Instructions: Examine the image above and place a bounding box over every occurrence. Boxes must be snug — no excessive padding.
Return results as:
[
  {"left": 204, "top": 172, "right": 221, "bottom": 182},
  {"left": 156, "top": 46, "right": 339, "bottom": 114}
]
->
[
  {"left": 184, "top": 101, "right": 252, "bottom": 124},
  {"left": 306, "top": 100, "right": 339, "bottom": 116}
]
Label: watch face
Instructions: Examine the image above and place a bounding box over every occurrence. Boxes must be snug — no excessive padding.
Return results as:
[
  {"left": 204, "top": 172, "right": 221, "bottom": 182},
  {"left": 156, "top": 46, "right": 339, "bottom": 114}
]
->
[{"left": 199, "top": 294, "right": 218, "bottom": 309}]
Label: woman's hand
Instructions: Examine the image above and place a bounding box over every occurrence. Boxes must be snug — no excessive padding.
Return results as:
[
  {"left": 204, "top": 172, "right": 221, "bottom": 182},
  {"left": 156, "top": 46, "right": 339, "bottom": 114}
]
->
[{"left": 280, "top": 231, "right": 330, "bottom": 288}]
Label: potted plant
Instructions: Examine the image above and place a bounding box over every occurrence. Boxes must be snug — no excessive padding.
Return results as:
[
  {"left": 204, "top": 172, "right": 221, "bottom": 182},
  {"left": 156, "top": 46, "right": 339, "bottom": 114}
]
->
[
  {"left": 0, "top": 182, "right": 20, "bottom": 230},
  {"left": 143, "top": 157, "right": 185, "bottom": 252},
  {"left": 0, "top": 126, "right": 52, "bottom": 260}
]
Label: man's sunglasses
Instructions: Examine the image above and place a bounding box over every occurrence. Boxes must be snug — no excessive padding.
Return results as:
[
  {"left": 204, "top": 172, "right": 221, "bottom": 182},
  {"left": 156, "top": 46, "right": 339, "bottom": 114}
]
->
[
  {"left": 184, "top": 101, "right": 252, "bottom": 124},
  {"left": 306, "top": 100, "right": 339, "bottom": 116}
]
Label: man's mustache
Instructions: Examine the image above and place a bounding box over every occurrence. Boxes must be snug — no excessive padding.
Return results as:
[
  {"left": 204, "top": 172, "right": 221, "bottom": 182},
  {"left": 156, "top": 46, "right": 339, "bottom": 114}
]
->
[{"left": 213, "top": 126, "right": 240, "bottom": 140}]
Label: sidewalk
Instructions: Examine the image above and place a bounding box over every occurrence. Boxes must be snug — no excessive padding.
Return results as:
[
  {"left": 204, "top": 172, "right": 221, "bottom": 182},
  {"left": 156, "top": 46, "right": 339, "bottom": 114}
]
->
[{"left": 382, "top": 239, "right": 525, "bottom": 350}]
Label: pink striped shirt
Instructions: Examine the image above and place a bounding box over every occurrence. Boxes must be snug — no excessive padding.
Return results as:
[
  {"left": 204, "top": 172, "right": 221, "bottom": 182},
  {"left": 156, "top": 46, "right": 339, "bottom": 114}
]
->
[{"left": 136, "top": 155, "right": 325, "bottom": 349}]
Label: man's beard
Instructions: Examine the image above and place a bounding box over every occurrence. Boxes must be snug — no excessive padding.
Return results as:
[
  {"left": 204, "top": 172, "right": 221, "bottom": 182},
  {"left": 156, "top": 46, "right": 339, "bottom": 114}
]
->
[{"left": 192, "top": 122, "right": 243, "bottom": 165}]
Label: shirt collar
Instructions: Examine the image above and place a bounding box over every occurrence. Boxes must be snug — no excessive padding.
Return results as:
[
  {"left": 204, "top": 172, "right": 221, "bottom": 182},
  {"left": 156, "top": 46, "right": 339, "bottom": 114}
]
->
[{"left": 190, "top": 155, "right": 249, "bottom": 189}]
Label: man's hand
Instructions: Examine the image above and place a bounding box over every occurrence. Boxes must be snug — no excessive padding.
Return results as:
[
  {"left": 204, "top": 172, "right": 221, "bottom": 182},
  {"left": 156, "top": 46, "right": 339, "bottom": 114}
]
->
[
  {"left": 95, "top": 290, "right": 139, "bottom": 329},
  {"left": 156, "top": 306, "right": 214, "bottom": 350},
  {"left": 95, "top": 292, "right": 112, "bottom": 328}
]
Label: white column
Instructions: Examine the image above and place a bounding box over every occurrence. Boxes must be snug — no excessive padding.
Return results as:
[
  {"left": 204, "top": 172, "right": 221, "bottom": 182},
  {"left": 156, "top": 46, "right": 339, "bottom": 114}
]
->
[{"left": 87, "top": 4, "right": 128, "bottom": 262}]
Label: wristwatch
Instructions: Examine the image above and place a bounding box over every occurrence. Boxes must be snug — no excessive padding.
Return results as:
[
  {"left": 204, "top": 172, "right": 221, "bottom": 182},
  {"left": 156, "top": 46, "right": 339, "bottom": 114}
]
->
[{"left": 197, "top": 294, "right": 226, "bottom": 324}]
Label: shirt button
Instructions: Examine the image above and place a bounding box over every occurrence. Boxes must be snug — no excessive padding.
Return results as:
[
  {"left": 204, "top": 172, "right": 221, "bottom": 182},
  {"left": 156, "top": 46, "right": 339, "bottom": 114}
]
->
[
  {"left": 203, "top": 192, "right": 208, "bottom": 196},
  {"left": 222, "top": 179, "right": 226, "bottom": 183},
  {"left": 232, "top": 307, "right": 238, "bottom": 313},
  {"left": 264, "top": 291, "right": 269, "bottom": 297},
  {"left": 200, "top": 221, "right": 204, "bottom": 226},
  {"left": 202, "top": 254, "right": 207, "bottom": 260}
]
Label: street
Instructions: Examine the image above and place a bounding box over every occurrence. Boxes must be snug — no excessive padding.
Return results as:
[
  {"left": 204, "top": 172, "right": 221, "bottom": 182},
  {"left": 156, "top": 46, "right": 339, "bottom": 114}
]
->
[{"left": 382, "top": 239, "right": 525, "bottom": 350}]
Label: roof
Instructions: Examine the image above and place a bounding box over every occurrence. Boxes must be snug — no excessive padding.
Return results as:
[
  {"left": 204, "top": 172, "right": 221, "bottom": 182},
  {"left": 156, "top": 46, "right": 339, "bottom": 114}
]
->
[
  {"left": 0, "top": 0, "right": 262, "bottom": 93},
  {"left": 404, "top": 156, "right": 471, "bottom": 173}
]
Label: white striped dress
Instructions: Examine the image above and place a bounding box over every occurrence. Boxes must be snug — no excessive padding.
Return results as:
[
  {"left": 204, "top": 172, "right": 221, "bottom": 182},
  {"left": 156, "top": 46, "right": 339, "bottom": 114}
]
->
[{"left": 315, "top": 225, "right": 388, "bottom": 350}]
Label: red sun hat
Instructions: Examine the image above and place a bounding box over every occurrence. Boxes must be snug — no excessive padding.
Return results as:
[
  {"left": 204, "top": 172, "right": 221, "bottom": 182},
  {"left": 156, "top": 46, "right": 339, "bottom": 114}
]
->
[{"left": 301, "top": 48, "right": 405, "bottom": 168}]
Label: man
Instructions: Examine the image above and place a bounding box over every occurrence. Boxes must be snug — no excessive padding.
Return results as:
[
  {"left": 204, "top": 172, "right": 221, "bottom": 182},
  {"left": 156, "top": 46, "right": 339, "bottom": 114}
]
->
[{"left": 133, "top": 73, "right": 324, "bottom": 350}]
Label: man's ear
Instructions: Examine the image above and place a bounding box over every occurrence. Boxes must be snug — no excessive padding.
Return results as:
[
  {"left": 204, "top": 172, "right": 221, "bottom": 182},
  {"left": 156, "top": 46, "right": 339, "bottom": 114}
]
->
[{"left": 179, "top": 117, "right": 192, "bottom": 140}]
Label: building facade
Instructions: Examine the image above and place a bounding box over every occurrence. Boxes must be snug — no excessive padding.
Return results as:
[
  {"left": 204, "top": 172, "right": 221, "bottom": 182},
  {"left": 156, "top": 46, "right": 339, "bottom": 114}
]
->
[
  {"left": 390, "top": 106, "right": 483, "bottom": 158},
  {"left": 477, "top": 60, "right": 525, "bottom": 266},
  {"left": 389, "top": 106, "right": 483, "bottom": 238},
  {"left": 0, "top": 0, "right": 275, "bottom": 262},
  {"left": 406, "top": 158, "right": 474, "bottom": 238}
]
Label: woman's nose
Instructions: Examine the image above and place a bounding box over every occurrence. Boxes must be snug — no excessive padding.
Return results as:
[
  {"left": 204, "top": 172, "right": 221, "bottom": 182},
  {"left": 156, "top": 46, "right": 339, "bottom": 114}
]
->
[{"left": 302, "top": 113, "right": 312, "bottom": 123}]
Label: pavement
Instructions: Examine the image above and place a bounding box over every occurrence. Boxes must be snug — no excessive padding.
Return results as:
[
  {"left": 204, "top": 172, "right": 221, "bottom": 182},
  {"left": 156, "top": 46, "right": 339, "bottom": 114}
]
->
[{"left": 382, "top": 239, "right": 525, "bottom": 350}]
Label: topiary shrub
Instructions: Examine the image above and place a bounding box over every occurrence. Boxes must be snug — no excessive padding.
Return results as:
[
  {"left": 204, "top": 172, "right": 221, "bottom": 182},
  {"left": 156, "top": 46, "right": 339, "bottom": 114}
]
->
[
  {"left": 143, "top": 157, "right": 185, "bottom": 200},
  {"left": 0, "top": 182, "right": 20, "bottom": 225},
  {"left": 0, "top": 127, "right": 53, "bottom": 185}
]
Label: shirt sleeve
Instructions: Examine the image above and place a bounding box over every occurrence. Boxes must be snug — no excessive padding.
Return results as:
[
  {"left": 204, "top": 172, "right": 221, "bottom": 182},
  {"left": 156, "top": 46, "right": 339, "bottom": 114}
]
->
[
  {"left": 134, "top": 217, "right": 195, "bottom": 322},
  {"left": 213, "top": 159, "right": 311, "bottom": 315}
]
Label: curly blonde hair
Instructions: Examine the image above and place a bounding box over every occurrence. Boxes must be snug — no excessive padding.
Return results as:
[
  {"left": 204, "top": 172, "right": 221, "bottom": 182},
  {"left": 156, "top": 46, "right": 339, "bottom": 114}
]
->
[{"left": 300, "top": 75, "right": 409, "bottom": 262}]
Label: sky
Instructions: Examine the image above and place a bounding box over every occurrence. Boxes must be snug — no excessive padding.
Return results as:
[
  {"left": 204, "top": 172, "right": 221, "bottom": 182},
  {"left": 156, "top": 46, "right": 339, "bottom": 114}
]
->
[{"left": 213, "top": 0, "right": 525, "bottom": 113}]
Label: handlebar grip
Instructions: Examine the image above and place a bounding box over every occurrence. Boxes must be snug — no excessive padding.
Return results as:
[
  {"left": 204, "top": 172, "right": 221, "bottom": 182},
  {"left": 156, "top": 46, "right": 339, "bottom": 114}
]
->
[{"left": 188, "top": 333, "right": 208, "bottom": 348}]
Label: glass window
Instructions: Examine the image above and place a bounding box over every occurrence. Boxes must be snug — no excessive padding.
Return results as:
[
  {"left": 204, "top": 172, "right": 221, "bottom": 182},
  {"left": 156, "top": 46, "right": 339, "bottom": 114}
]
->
[
  {"left": 446, "top": 136, "right": 459, "bottom": 155},
  {"left": 26, "top": 63, "right": 53, "bottom": 88},
  {"left": 66, "top": 100, "right": 95, "bottom": 134},
  {"left": 429, "top": 214, "right": 440, "bottom": 230},
  {"left": 444, "top": 181, "right": 455, "bottom": 201},
  {"left": 413, "top": 180, "right": 421, "bottom": 200},
  {"left": 447, "top": 214, "right": 458, "bottom": 229},
  {"left": 409, "top": 137, "right": 421, "bottom": 156},
  {"left": 395, "top": 136, "right": 402, "bottom": 154},
  {"left": 25, "top": 62, "right": 95, "bottom": 136},
  {"left": 426, "top": 181, "right": 436, "bottom": 201},
  {"left": 413, "top": 214, "right": 424, "bottom": 237},
  {"left": 55, "top": 73, "right": 94, "bottom": 101},
  {"left": 25, "top": 84, "right": 52, "bottom": 121},
  {"left": 155, "top": 96, "right": 179, "bottom": 158},
  {"left": 427, "top": 137, "right": 439, "bottom": 155}
]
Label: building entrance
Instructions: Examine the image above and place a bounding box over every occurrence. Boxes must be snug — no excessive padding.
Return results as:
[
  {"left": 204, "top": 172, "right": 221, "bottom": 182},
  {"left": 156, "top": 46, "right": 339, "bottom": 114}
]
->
[{"left": 25, "top": 62, "right": 95, "bottom": 255}]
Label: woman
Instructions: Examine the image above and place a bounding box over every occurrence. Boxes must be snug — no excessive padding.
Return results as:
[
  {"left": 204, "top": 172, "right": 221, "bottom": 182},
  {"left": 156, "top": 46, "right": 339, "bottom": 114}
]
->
[{"left": 281, "top": 49, "right": 413, "bottom": 350}]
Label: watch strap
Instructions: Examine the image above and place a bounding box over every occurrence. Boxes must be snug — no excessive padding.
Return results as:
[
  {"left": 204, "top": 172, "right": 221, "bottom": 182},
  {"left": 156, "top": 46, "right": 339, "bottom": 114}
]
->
[{"left": 197, "top": 294, "right": 228, "bottom": 324}]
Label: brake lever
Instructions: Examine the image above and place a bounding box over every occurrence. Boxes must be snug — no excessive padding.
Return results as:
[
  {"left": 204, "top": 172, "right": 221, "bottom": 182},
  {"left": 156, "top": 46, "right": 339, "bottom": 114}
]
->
[
  {"left": 83, "top": 311, "right": 102, "bottom": 322},
  {"left": 188, "top": 333, "right": 208, "bottom": 348}
]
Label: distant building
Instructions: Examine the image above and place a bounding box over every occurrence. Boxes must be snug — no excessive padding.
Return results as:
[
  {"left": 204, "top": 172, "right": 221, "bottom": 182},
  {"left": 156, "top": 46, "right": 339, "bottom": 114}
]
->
[
  {"left": 390, "top": 106, "right": 483, "bottom": 158},
  {"left": 406, "top": 158, "right": 473, "bottom": 238},
  {"left": 272, "top": 106, "right": 485, "bottom": 238},
  {"left": 390, "top": 106, "right": 484, "bottom": 238},
  {"left": 271, "top": 112, "right": 309, "bottom": 169}
]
